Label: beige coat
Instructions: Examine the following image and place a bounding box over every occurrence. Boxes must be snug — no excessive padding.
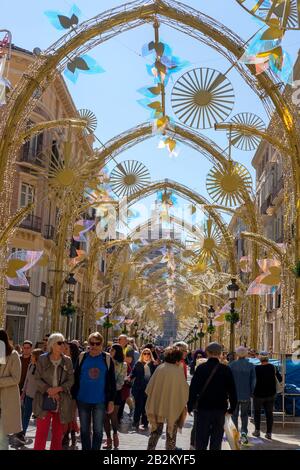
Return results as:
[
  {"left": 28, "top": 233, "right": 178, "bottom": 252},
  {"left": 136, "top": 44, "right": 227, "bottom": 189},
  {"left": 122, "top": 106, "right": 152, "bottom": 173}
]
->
[
  {"left": 33, "top": 353, "right": 74, "bottom": 424},
  {"left": 145, "top": 362, "right": 189, "bottom": 433},
  {"left": 0, "top": 350, "right": 22, "bottom": 435}
]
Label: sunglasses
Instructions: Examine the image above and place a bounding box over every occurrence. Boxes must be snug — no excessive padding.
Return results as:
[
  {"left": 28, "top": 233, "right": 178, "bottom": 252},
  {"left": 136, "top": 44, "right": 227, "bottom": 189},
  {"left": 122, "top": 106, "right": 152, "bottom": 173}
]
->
[
  {"left": 90, "top": 341, "right": 101, "bottom": 346},
  {"left": 143, "top": 353, "right": 150, "bottom": 356},
  {"left": 56, "top": 341, "right": 64, "bottom": 346}
]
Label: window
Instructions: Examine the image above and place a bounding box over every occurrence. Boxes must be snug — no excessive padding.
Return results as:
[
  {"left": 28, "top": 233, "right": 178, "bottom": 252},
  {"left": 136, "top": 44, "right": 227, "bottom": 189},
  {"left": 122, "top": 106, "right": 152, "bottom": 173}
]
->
[
  {"left": 20, "top": 183, "right": 35, "bottom": 208},
  {"left": 41, "top": 282, "right": 47, "bottom": 297}
]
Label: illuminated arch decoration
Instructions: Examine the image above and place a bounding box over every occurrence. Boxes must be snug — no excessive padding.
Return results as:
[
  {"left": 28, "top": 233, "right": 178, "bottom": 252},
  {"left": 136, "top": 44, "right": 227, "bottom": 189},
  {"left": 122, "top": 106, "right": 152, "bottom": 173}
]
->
[{"left": 1, "top": 0, "right": 299, "bottom": 216}]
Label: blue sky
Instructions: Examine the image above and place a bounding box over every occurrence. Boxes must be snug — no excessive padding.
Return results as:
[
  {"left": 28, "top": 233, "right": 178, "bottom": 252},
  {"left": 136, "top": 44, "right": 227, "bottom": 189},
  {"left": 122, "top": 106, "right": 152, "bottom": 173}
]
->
[{"left": 2, "top": 0, "right": 300, "bottom": 228}]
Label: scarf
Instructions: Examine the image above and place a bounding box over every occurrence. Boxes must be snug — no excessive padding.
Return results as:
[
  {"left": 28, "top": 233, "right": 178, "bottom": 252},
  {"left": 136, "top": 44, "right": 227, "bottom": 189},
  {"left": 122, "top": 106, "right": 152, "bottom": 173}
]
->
[{"left": 145, "top": 362, "right": 189, "bottom": 433}]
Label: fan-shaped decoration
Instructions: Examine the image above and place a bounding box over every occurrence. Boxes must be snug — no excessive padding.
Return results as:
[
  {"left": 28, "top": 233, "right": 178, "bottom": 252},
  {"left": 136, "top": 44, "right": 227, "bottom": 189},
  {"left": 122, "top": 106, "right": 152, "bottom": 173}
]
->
[
  {"left": 110, "top": 160, "right": 151, "bottom": 197},
  {"left": 227, "top": 113, "right": 266, "bottom": 151},
  {"left": 236, "top": 0, "right": 300, "bottom": 30},
  {"left": 196, "top": 219, "right": 225, "bottom": 261},
  {"left": 206, "top": 161, "right": 253, "bottom": 207},
  {"left": 171, "top": 68, "right": 235, "bottom": 129},
  {"left": 78, "top": 109, "right": 98, "bottom": 134}
]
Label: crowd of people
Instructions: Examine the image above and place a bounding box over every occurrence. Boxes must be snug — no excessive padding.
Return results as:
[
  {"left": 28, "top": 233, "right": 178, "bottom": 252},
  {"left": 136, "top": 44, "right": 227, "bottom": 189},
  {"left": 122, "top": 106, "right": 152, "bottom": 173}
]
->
[{"left": 0, "top": 328, "right": 283, "bottom": 451}]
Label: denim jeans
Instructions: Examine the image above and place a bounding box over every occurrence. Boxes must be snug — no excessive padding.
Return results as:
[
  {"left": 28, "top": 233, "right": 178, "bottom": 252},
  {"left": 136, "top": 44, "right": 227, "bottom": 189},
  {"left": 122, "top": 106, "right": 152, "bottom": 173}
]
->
[
  {"left": 22, "top": 395, "right": 33, "bottom": 434},
  {"left": 77, "top": 401, "right": 105, "bottom": 450},
  {"left": 133, "top": 391, "right": 148, "bottom": 427},
  {"left": 232, "top": 400, "right": 250, "bottom": 435}
]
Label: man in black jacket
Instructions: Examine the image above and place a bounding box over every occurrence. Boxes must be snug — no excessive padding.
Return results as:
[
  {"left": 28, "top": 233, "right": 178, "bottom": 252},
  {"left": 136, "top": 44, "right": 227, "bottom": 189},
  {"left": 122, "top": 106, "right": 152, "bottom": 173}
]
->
[{"left": 188, "top": 342, "right": 237, "bottom": 450}]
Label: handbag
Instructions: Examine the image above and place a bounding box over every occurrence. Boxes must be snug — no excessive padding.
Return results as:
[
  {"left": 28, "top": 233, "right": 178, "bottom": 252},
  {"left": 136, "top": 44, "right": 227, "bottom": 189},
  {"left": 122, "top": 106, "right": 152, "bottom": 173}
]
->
[
  {"left": 275, "top": 375, "right": 284, "bottom": 394},
  {"left": 42, "top": 363, "right": 63, "bottom": 412}
]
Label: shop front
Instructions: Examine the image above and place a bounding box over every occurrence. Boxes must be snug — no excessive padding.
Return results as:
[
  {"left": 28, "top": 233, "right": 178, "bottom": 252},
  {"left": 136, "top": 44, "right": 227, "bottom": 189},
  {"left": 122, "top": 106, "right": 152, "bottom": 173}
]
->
[{"left": 5, "top": 302, "right": 28, "bottom": 345}]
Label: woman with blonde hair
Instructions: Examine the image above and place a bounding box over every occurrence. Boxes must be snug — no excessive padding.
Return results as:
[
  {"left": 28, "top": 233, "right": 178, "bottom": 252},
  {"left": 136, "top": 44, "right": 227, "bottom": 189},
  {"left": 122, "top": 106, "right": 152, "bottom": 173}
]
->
[
  {"left": 33, "top": 333, "right": 74, "bottom": 450},
  {"left": 130, "top": 348, "right": 156, "bottom": 430}
]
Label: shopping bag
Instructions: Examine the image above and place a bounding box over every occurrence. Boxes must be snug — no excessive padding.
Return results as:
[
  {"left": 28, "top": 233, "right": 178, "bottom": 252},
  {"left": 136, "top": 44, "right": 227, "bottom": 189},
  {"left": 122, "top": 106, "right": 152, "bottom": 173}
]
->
[{"left": 224, "top": 414, "right": 240, "bottom": 450}]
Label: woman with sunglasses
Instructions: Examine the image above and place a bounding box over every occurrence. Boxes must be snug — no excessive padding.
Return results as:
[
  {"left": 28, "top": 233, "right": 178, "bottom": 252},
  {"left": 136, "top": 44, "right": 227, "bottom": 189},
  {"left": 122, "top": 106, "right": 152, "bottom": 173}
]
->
[
  {"left": 72, "top": 332, "right": 116, "bottom": 450},
  {"left": 130, "top": 348, "right": 156, "bottom": 431},
  {"left": 33, "top": 333, "right": 74, "bottom": 450},
  {"left": 103, "top": 344, "right": 127, "bottom": 449}
]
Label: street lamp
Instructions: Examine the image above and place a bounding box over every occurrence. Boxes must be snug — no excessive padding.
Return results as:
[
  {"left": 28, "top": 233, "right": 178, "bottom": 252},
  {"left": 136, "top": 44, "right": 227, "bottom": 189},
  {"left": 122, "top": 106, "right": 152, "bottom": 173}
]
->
[
  {"left": 207, "top": 305, "right": 215, "bottom": 342},
  {"left": 198, "top": 317, "right": 205, "bottom": 349},
  {"left": 64, "top": 273, "right": 77, "bottom": 340},
  {"left": 227, "top": 278, "right": 240, "bottom": 355},
  {"left": 103, "top": 301, "right": 113, "bottom": 348},
  {"left": 193, "top": 324, "right": 198, "bottom": 351},
  {"left": 133, "top": 322, "right": 139, "bottom": 340}
]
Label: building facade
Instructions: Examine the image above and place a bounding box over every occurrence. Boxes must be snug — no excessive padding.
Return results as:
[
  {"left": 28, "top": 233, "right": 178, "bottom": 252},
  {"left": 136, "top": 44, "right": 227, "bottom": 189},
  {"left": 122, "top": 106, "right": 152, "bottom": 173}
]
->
[{"left": 4, "top": 45, "right": 92, "bottom": 345}]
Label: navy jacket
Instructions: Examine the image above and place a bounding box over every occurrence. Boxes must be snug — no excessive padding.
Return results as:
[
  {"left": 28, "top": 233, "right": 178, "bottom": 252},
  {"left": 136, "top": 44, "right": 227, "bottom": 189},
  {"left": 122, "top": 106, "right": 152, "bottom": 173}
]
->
[
  {"left": 188, "top": 357, "right": 237, "bottom": 414},
  {"left": 130, "top": 361, "right": 156, "bottom": 395}
]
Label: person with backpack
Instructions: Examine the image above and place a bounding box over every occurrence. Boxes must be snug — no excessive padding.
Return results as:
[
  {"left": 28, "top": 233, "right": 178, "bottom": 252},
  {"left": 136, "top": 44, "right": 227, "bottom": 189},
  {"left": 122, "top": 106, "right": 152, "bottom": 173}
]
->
[
  {"left": 72, "top": 332, "right": 116, "bottom": 450},
  {"left": 187, "top": 342, "right": 237, "bottom": 450}
]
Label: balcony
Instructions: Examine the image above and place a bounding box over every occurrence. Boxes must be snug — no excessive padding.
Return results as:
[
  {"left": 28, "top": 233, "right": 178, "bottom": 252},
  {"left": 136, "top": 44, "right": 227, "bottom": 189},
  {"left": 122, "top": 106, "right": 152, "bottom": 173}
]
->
[
  {"left": 260, "top": 194, "right": 273, "bottom": 215},
  {"left": 43, "top": 224, "right": 55, "bottom": 240},
  {"left": 272, "top": 176, "right": 284, "bottom": 200},
  {"left": 20, "top": 214, "right": 42, "bottom": 232},
  {"left": 8, "top": 277, "right": 30, "bottom": 292},
  {"left": 20, "top": 143, "right": 44, "bottom": 167}
]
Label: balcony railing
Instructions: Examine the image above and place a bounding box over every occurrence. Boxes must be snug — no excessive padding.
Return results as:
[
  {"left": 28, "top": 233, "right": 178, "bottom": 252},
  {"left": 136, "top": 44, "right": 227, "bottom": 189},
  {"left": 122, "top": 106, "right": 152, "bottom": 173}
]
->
[
  {"left": 43, "top": 225, "right": 55, "bottom": 240},
  {"left": 260, "top": 194, "right": 273, "bottom": 215},
  {"left": 20, "top": 214, "right": 42, "bottom": 232},
  {"left": 272, "top": 176, "right": 284, "bottom": 200},
  {"left": 20, "top": 148, "right": 44, "bottom": 167}
]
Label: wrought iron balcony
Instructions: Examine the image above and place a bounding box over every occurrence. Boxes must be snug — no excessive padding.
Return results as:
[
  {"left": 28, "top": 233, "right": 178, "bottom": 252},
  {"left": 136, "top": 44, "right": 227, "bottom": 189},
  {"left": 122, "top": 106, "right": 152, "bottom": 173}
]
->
[
  {"left": 20, "top": 147, "right": 44, "bottom": 167},
  {"left": 43, "top": 224, "right": 55, "bottom": 240},
  {"left": 20, "top": 214, "right": 42, "bottom": 232}
]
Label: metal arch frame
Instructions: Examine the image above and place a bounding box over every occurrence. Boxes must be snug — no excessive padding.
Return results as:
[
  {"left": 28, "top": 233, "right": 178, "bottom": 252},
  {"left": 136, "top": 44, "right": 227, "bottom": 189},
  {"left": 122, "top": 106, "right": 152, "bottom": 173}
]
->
[
  {"left": 128, "top": 215, "right": 223, "bottom": 272},
  {"left": 120, "top": 179, "right": 237, "bottom": 274},
  {"left": 1, "top": 0, "right": 299, "bottom": 204}
]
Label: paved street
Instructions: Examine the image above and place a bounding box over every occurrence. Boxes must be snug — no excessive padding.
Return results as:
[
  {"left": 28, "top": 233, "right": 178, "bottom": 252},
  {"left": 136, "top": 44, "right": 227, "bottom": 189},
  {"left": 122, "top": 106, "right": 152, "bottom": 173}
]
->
[{"left": 10, "top": 406, "right": 300, "bottom": 451}]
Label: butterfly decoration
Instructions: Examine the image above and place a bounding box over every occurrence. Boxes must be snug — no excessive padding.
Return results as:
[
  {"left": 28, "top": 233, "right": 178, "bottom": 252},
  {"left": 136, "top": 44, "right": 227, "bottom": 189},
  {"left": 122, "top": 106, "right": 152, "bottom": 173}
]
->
[
  {"left": 44, "top": 4, "right": 82, "bottom": 31},
  {"left": 239, "top": 255, "right": 252, "bottom": 273},
  {"left": 137, "top": 36, "right": 189, "bottom": 157},
  {"left": 64, "top": 55, "right": 105, "bottom": 84},
  {"left": 73, "top": 219, "right": 95, "bottom": 242},
  {"left": 240, "top": 20, "right": 293, "bottom": 84},
  {"left": 246, "top": 258, "right": 281, "bottom": 295},
  {"left": 6, "top": 250, "right": 43, "bottom": 287},
  {"left": 0, "top": 54, "right": 12, "bottom": 106}
]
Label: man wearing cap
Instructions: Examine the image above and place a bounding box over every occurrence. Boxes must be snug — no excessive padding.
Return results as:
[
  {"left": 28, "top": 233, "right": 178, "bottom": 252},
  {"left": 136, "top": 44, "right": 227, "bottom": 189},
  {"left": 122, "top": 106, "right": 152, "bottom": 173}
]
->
[
  {"left": 188, "top": 342, "right": 237, "bottom": 450},
  {"left": 229, "top": 346, "right": 256, "bottom": 444},
  {"left": 252, "top": 351, "right": 282, "bottom": 440}
]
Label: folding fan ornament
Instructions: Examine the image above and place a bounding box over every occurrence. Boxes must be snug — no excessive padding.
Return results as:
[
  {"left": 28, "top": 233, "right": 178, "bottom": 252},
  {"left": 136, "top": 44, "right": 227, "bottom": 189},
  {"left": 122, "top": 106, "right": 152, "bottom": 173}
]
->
[
  {"left": 73, "top": 219, "right": 95, "bottom": 242},
  {"left": 6, "top": 250, "right": 43, "bottom": 287},
  {"left": 235, "top": 0, "right": 300, "bottom": 30},
  {"left": 227, "top": 113, "right": 266, "bottom": 151},
  {"left": 171, "top": 68, "right": 235, "bottom": 129},
  {"left": 109, "top": 160, "right": 151, "bottom": 197},
  {"left": 206, "top": 161, "right": 253, "bottom": 207}
]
